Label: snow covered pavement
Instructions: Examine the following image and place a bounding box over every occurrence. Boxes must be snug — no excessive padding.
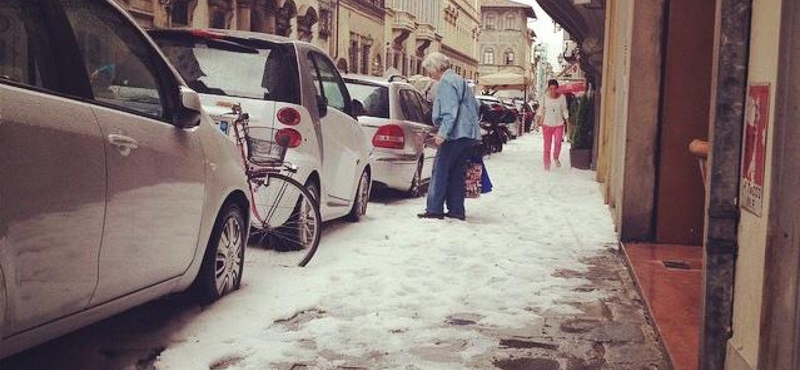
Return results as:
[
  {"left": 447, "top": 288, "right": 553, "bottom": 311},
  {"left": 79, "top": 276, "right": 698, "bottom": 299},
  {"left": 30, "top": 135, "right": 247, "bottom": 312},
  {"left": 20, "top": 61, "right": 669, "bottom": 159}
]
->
[{"left": 3, "top": 133, "right": 670, "bottom": 370}]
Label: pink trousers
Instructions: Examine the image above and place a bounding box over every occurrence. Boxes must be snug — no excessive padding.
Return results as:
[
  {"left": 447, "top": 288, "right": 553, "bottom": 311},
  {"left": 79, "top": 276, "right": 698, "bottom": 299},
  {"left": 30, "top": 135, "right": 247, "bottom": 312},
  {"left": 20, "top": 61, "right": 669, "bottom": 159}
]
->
[{"left": 543, "top": 125, "right": 564, "bottom": 169}]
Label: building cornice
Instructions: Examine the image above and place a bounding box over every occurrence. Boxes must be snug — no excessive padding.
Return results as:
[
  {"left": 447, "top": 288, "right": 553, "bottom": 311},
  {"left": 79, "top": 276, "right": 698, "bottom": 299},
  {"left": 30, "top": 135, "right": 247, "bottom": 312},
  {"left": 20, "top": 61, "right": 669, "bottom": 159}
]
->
[
  {"left": 446, "top": 0, "right": 481, "bottom": 23},
  {"left": 341, "top": 0, "right": 386, "bottom": 21},
  {"left": 441, "top": 44, "right": 479, "bottom": 65}
]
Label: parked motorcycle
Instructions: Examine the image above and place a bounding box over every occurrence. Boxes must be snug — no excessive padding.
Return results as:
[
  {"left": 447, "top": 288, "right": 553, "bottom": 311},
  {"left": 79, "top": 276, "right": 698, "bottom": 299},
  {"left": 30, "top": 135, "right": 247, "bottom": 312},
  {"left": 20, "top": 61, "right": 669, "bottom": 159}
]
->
[{"left": 479, "top": 102, "right": 511, "bottom": 154}]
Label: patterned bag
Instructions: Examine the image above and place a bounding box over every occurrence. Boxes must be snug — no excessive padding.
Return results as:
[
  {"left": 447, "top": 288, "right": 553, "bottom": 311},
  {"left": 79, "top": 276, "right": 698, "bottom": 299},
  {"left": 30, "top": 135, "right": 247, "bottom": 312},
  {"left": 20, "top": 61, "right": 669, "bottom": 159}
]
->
[{"left": 465, "top": 162, "right": 483, "bottom": 198}]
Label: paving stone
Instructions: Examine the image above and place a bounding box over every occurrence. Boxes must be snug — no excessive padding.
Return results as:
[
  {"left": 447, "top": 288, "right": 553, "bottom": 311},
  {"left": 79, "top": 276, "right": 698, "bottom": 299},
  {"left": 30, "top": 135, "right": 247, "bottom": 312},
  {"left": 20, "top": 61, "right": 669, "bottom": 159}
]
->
[{"left": 604, "top": 343, "right": 665, "bottom": 364}]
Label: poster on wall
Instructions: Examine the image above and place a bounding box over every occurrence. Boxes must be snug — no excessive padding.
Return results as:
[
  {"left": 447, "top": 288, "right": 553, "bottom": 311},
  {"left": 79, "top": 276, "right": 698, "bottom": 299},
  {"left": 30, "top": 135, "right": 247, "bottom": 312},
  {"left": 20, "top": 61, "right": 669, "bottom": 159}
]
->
[{"left": 741, "top": 83, "right": 771, "bottom": 216}]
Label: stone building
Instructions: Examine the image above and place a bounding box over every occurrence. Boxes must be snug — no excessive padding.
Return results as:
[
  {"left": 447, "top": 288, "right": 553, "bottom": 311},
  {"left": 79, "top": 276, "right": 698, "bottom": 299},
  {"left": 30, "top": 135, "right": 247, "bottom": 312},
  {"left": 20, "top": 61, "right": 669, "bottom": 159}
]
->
[
  {"left": 115, "top": 0, "right": 475, "bottom": 78},
  {"left": 115, "top": 0, "right": 337, "bottom": 56},
  {"left": 335, "top": 0, "right": 386, "bottom": 75},
  {"left": 477, "top": 0, "right": 535, "bottom": 87},
  {"left": 384, "top": 0, "right": 442, "bottom": 77},
  {"left": 438, "top": 0, "right": 481, "bottom": 80}
]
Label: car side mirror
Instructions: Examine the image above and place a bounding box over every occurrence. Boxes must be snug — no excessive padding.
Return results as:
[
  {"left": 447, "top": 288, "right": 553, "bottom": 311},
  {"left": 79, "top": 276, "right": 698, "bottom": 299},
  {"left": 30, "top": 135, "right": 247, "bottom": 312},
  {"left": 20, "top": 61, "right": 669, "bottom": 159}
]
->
[
  {"left": 351, "top": 99, "right": 365, "bottom": 118},
  {"left": 175, "top": 86, "right": 202, "bottom": 129},
  {"left": 316, "top": 95, "right": 328, "bottom": 117}
]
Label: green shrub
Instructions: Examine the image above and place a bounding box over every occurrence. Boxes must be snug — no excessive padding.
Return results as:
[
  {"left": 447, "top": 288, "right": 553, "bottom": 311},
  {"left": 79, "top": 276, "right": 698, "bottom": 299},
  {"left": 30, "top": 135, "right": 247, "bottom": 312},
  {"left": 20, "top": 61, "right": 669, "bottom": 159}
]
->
[{"left": 570, "top": 94, "right": 594, "bottom": 150}]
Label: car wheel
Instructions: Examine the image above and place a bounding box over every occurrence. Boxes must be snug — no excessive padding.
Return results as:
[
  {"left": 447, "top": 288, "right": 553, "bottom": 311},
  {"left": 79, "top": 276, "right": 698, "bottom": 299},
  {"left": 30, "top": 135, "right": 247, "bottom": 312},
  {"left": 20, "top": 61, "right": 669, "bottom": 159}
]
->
[
  {"left": 406, "top": 160, "right": 424, "bottom": 198},
  {"left": 347, "top": 170, "right": 371, "bottom": 222},
  {"left": 195, "top": 202, "right": 246, "bottom": 303}
]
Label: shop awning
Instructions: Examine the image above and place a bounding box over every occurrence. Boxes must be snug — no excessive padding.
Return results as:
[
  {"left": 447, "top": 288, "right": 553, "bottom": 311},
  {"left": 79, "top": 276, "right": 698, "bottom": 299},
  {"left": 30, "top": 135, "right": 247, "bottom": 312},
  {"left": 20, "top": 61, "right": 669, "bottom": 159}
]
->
[
  {"left": 557, "top": 81, "right": 586, "bottom": 94},
  {"left": 479, "top": 72, "right": 528, "bottom": 87}
]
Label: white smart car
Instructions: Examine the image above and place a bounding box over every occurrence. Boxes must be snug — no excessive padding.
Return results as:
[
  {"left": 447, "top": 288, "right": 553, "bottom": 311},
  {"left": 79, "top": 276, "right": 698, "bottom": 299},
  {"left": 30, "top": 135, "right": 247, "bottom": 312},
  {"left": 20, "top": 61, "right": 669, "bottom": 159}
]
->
[{"left": 150, "top": 29, "right": 373, "bottom": 222}]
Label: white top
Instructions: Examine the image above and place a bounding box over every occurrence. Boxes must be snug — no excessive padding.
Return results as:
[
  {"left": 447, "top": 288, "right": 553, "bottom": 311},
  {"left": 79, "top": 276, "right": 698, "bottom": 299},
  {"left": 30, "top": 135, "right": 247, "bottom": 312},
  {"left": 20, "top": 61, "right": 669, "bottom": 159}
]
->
[{"left": 540, "top": 94, "right": 569, "bottom": 127}]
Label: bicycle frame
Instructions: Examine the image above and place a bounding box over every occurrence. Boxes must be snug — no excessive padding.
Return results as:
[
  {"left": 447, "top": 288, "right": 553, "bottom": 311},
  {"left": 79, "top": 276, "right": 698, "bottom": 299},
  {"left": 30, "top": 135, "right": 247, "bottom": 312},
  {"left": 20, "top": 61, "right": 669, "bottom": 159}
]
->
[{"left": 229, "top": 105, "right": 294, "bottom": 228}]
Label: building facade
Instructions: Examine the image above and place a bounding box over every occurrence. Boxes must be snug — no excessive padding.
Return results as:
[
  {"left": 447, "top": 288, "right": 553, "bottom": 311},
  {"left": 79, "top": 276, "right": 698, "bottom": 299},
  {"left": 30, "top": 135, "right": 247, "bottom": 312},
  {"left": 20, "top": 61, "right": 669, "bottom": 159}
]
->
[
  {"left": 117, "top": 0, "right": 466, "bottom": 78},
  {"left": 384, "top": 0, "right": 442, "bottom": 77},
  {"left": 438, "top": 0, "right": 481, "bottom": 80},
  {"left": 115, "top": 0, "right": 337, "bottom": 53},
  {"left": 478, "top": 0, "right": 535, "bottom": 87},
  {"left": 540, "top": 0, "right": 800, "bottom": 370},
  {"left": 335, "top": 0, "right": 386, "bottom": 75}
]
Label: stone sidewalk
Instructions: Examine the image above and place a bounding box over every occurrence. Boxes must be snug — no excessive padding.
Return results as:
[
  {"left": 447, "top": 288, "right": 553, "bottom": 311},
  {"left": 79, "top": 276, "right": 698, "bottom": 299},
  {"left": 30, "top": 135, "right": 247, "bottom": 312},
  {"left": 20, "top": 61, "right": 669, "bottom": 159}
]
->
[{"left": 282, "top": 246, "right": 671, "bottom": 370}]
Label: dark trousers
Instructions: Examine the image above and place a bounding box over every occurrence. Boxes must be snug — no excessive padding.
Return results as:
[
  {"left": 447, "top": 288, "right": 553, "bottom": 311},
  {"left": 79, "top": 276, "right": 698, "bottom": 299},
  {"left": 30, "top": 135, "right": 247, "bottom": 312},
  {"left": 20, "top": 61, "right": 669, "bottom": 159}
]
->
[{"left": 426, "top": 138, "right": 476, "bottom": 217}]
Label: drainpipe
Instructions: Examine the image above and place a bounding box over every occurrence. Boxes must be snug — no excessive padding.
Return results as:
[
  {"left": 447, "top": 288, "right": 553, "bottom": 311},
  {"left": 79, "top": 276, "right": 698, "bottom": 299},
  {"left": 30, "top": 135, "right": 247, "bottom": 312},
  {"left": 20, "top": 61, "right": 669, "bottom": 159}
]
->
[
  {"left": 700, "top": 0, "right": 752, "bottom": 369},
  {"left": 334, "top": 0, "right": 340, "bottom": 61}
]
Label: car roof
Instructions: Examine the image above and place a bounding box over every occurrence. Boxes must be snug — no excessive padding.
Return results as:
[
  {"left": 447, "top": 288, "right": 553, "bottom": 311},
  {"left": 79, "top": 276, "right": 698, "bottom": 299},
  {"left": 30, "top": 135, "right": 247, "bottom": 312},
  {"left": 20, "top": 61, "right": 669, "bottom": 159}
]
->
[
  {"left": 148, "top": 28, "right": 299, "bottom": 45},
  {"left": 344, "top": 74, "right": 415, "bottom": 90}
]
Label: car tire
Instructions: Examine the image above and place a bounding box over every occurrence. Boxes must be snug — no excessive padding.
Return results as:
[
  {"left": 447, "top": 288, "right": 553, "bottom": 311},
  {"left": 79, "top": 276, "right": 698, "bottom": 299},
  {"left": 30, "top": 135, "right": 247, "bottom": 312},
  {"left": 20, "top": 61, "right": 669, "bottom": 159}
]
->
[
  {"left": 347, "top": 170, "right": 371, "bottom": 222},
  {"left": 194, "top": 202, "right": 246, "bottom": 304},
  {"left": 406, "top": 160, "right": 424, "bottom": 198}
]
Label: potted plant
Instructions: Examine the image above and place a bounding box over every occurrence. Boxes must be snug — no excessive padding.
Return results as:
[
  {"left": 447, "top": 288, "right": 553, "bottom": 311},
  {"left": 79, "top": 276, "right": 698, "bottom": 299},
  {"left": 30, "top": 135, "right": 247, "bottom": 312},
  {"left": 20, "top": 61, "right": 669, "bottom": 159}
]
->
[{"left": 569, "top": 94, "right": 594, "bottom": 170}]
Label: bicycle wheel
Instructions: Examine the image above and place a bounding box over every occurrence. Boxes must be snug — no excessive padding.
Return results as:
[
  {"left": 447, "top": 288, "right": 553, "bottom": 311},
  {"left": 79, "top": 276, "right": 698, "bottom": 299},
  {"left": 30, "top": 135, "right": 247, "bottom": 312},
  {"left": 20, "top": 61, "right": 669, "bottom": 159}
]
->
[{"left": 249, "top": 172, "right": 321, "bottom": 267}]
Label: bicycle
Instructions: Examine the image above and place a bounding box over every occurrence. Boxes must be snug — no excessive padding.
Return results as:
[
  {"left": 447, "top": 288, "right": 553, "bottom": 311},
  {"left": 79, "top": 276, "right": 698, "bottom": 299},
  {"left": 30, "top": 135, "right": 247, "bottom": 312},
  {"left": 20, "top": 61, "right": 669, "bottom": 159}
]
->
[{"left": 229, "top": 104, "right": 321, "bottom": 267}]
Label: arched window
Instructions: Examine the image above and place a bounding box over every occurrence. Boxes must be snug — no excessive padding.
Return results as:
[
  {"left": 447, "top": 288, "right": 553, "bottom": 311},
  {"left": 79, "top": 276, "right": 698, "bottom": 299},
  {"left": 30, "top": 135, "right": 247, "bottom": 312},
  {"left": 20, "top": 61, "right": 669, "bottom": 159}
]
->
[
  {"left": 483, "top": 48, "right": 495, "bottom": 64},
  {"left": 485, "top": 13, "right": 495, "bottom": 30},
  {"left": 504, "top": 49, "right": 515, "bottom": 65},
  {"left": 505, "top": 13, "right": 516, "bottom": 30}
]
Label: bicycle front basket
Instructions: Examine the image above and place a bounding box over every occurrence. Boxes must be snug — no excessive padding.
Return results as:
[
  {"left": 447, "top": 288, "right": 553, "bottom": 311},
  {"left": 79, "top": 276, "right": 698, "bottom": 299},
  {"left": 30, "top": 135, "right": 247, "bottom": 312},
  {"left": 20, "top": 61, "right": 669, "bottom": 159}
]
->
[{"left": 244, "top": 127, "right": 289, "bottom": 166}]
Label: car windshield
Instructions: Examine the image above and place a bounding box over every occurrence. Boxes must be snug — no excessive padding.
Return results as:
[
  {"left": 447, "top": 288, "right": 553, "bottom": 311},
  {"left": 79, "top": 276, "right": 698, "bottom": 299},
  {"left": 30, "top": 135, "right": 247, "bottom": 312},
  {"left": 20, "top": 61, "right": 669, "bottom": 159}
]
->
[
  {"left": 346, "top": 81, "right": 390, "bottom": 119},
  {"left": 153, "top": 34, "right": 296, "bottom": 103}
]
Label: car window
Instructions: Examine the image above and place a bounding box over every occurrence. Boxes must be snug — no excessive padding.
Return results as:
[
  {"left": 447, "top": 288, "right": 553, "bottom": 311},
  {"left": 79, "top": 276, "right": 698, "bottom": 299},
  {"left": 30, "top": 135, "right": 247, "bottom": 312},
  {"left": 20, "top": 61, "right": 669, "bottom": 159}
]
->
[
  {"left": 309, "top": 52, "right": 348, "bottom": 112},
  {"left": 399, "top": 89, "right": 423, "bottom": 123},
  {"left": 60, "top": 0, "right": 165, "bottom": 119},
  {"left": 411, "top": 90, "right": 433, "bottom": 125},
  {"left": 345, "top": 81, "right": 389, "bottom": 119},
  {"left": 153, "top": 34, "right": 299, "bottom": 104},
  {"left": 0, "top": 0, "right": 58, "bottom": 90}
]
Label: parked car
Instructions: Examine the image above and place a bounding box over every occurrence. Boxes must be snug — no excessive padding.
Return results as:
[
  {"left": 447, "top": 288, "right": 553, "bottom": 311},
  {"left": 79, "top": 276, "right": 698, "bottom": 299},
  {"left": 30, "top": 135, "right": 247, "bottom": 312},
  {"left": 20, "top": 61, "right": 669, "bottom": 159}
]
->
[
  {"left": 343, "top": 74, "right": 437, "bottom": 197},
  {"left": 1, "top": 0, "right": 251, "bottom": 359},
  {"left": 149, "top": 29, "right": 373, "bottom": 222}
]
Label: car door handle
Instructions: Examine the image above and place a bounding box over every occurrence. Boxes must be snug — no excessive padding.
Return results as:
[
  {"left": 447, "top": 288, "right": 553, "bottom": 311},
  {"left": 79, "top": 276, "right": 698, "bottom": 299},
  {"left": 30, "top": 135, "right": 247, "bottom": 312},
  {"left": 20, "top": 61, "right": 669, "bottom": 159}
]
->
[{"left": 108, "top": 134, "right": 139, "bottom": 156}]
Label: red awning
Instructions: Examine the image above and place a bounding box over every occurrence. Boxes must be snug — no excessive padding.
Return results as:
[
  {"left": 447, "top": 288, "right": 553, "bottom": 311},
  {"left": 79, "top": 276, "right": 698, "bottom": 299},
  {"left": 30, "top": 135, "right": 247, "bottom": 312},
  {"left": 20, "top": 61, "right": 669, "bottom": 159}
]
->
[{"left": 557, "top": 81, "right": 586, "bottom": 94}]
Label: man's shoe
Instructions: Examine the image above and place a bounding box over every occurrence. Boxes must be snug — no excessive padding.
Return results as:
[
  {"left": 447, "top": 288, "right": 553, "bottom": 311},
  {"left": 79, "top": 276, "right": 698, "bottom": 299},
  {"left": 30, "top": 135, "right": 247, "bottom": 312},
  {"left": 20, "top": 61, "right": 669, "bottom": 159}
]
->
[
  {"left": 444, "top": 213, "right": 466, "bottom": 221},
  {"left": 417, "top": 212, "right": 444, "bottom": 219}
]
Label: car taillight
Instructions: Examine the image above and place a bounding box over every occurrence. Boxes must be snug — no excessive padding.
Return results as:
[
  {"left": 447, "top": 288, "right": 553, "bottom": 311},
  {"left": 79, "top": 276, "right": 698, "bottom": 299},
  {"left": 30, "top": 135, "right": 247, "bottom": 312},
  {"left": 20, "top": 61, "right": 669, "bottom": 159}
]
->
[
  {"left": 372, "top": 124, "right": 405, "bottom": 149},
  {"left": 190, "top": 29, "right": 223, "bottom": 39},
  {"left": 277, "top": 107, "right": 301, "bottom": 126},
  {"left": 275, "top": 128, "right": 302, "bottom": 148}
]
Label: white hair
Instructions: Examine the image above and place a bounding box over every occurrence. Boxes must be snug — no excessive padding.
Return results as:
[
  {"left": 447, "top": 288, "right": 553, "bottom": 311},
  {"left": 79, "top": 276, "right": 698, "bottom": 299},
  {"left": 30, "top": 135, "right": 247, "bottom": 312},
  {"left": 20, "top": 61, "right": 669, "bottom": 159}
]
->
[{"left": 421, "top": 52, "right": 451, "bottom": 74}]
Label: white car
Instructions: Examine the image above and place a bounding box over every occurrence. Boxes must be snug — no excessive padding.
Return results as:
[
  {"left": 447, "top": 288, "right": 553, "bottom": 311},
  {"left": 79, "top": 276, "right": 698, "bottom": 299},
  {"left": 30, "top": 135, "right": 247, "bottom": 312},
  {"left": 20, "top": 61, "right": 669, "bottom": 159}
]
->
[
  {"left": 343, "top": 75, "right": 437, "bottom": 197},
  {"left": 1, "top": 0, "right": 250, "bottom": 358},
  {"left": 151, "top": 29, "right": 373, "bottom": 222}
]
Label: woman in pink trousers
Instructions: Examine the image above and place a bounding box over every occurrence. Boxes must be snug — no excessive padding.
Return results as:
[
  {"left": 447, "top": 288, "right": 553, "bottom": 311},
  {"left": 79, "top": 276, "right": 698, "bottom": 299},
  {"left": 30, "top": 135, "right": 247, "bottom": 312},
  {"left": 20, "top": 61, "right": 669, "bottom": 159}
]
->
[{"left": 537, "top": 79, "right": 570, "bottom": 170}]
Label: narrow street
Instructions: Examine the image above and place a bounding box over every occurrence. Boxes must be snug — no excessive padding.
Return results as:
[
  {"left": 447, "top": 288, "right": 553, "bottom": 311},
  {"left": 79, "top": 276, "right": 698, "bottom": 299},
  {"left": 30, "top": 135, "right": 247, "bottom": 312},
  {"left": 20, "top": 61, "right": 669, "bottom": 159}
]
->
[{"left": 3, "top": 134, "right": 670, "bottom": 370}]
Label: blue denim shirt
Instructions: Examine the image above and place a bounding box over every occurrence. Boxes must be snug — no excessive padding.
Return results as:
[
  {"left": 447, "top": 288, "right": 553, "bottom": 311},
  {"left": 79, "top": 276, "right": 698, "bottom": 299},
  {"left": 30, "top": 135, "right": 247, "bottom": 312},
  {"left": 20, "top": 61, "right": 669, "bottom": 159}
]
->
[{"left": 432, "top": 70, "right": 481, "bottom": 141}]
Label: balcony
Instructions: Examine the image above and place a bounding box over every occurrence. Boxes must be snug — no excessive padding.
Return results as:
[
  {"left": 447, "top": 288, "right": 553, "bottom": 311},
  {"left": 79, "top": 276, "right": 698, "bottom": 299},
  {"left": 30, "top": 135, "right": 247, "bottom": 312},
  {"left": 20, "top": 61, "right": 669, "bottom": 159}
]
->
[
  {"left": 416, "top": 23, "right": 438, "bottom": 42},
  {"left": 392, "top": 9, "right": 417, "bottom": 34}
]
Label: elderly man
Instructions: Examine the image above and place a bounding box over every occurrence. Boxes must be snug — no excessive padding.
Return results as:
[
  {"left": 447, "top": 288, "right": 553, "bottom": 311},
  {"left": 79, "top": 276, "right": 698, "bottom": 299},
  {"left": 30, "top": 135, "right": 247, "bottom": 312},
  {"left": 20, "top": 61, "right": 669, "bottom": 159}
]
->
[{"left": 417, "top": 52, "right": 481, "bottom": 221}]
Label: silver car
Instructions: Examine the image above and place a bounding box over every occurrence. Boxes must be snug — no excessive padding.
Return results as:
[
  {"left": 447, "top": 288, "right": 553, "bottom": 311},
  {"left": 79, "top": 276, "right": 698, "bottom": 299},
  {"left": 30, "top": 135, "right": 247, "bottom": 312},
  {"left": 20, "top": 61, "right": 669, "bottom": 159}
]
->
[
  {"left": 344, "top": 75, "right": 437, "bottom": 197},
  {"left": 0, "top": 0, "right": 250, "bottom": 358}
]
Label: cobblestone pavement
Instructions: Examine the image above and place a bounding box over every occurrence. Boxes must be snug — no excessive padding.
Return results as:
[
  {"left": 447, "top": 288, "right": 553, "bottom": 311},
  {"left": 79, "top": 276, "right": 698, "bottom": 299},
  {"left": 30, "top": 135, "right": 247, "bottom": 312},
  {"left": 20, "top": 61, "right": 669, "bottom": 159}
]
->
[{"left": 275, "top": 248, "right": 672, "bottom": 370}]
